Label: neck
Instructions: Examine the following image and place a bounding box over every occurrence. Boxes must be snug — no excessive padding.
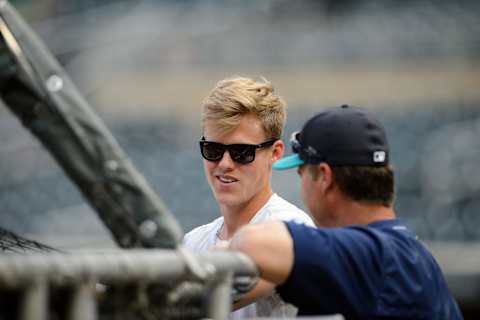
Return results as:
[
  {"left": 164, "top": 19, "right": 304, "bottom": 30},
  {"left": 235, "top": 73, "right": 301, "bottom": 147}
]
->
[
  {"left": 219, "top": 190, "right": 274, "bottom": 240},
  {"left": 346, "top": 205, "right": 394, "bottom": 226},
  {"left": 323, "top": 197, "right": 396, "bottom": 228}
]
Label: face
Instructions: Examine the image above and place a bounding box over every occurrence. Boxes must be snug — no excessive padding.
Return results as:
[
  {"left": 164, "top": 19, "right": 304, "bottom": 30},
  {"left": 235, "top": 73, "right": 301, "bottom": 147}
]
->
[{"left": 203, "top": 114, "right": 283, "bottom": 210}]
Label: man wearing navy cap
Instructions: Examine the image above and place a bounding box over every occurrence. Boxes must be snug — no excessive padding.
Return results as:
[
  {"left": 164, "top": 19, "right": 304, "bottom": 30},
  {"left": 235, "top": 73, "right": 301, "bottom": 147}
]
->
[{"left": 230, "top": 105, "right": 463, "bottom": 319}]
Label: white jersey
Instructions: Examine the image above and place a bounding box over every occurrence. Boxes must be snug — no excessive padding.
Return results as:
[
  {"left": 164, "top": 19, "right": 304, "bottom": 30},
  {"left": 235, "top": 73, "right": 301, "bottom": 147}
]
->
[{"left": 183, "top": 193, "right": 314, "bottom": 319}]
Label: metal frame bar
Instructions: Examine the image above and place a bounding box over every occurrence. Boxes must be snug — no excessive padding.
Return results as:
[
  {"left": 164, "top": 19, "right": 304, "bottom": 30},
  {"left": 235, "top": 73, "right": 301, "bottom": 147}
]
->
[
  {"left": 207, "top": 271, "right": 233, "bottom": 319},
  {"left": 19, "top": 278, "right": 47, "bottom": 320},
  {"left": 0, "top": 249, "right": 257, "bottom": 320}
]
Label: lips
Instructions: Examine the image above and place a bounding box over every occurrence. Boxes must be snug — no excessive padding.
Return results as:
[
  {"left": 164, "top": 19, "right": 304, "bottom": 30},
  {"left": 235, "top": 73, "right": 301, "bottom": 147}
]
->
[{"left": 216, "top": 175, "right": 238, "bottom": 184}]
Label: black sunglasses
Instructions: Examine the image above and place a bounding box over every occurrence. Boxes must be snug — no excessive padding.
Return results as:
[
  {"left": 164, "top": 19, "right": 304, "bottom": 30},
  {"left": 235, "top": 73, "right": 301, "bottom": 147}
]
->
[{"left": 199, "top": 138, "right": 277, "bottom": 164}]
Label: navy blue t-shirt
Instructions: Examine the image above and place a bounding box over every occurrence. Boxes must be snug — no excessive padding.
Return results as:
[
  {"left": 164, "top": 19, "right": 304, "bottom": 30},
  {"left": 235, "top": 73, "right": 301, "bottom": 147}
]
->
[{"left": 277, "top": 219, "right": 463, "bottom": 319}]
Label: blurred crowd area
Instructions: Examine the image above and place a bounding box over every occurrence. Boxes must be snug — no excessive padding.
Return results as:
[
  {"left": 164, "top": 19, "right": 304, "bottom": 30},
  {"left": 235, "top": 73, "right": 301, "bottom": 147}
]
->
[{"left": 0, "top": 0, "right": 479, "bottom": 249}]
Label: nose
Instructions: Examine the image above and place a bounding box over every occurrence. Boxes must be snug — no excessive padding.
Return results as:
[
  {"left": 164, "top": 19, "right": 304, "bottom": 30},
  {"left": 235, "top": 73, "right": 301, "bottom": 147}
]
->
[{"left": 217, "top": 149, "right": 235, "bottom": 169}]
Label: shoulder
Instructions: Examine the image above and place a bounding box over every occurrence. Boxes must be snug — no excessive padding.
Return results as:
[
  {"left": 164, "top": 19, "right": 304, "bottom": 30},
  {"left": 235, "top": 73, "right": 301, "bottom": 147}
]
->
[
  {"left": 255, "top": 194, "right": 314, "bottom": 226},
  {"left": 277, "top": 223, "right": 387, "bottom": 311},
  {"left": 282, "top": 221, "right": 420, "bottom": 281},
  {"left": 284, "top": 221, "right": 389, "bottom": 269},
  {"left": 183, "top": 217, "right": 223, "bottom": 250}
]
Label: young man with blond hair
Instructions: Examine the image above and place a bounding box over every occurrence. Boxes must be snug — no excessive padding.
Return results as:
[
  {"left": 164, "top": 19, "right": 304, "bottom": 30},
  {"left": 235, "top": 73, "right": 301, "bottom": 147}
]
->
[{"left": 183, "top": 76, "right": 313, "bottom": 318}]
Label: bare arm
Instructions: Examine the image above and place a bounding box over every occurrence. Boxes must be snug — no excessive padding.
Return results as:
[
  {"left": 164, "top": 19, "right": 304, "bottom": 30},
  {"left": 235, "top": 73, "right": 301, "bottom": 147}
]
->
[
  {"left": 232, "top": 279, "right": 275, "bottom": 310},
  {"left": 213, "top": 238, "right": 277, "bottom": 310},
  {"left": 230, "top": 221, "right": 294, "bottom": 286}
]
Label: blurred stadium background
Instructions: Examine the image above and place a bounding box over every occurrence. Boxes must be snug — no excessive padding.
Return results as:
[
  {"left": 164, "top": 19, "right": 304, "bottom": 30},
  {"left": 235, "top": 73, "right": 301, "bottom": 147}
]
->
[{"left": 0, "top": 0, "right": 479, "bottom": 316}]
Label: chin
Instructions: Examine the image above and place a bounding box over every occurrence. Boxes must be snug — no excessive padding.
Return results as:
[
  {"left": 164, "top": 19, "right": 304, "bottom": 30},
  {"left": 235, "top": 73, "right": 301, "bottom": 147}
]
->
[{"left": 215, "top": 194, "right": 247, "bottom": 208}]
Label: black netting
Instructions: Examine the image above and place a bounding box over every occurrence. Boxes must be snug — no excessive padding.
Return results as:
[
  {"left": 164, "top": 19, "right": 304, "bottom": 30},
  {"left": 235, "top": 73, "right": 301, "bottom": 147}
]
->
[{"left": 0, "top": 227, "right": 55, "bottom": 253}]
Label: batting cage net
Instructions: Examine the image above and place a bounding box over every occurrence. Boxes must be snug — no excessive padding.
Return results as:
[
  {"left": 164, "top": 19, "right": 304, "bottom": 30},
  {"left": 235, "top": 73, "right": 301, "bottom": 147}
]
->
[{"left": 0, "top": 227, "right": 56, "bottom": 253}]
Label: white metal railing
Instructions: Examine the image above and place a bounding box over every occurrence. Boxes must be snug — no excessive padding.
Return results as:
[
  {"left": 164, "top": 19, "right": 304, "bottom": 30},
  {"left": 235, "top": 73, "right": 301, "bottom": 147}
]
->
[{"left": 0, "top": 249, "right": 258, "bottom": 320}]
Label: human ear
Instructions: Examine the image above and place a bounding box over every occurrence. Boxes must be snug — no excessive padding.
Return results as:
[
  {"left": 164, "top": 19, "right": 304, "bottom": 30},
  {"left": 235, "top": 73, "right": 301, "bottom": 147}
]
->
[
  {"left": 271, "top": 140, "right": 285, "bottom": 162},
  {"left": 317, "top": 163, "right": 334, "bottom": 192}
]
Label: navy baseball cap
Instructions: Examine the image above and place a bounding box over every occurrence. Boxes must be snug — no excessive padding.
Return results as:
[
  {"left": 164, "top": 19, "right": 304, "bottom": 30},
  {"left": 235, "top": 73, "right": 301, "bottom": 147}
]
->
[{"left": 273, "top": 105, "right": 389, "bottom": 170}]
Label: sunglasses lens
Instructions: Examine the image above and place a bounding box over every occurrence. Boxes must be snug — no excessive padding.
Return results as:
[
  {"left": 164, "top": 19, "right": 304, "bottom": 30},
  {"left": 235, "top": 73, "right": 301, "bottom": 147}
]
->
[
  {"left": 201, "top": 142, "right": 225, "bottom": 161},
  {"left": 228, "top": 145, "right": 255, "bottom": 164}
]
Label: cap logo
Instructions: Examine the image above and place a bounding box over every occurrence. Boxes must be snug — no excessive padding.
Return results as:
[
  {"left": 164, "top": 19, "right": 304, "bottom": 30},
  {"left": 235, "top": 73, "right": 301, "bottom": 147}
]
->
[
  {"left": 373, "top": 151, "right": 386, "bottom": 163},
  {"left": 306, "top": 146, "right": 318, "bottom": 156}
]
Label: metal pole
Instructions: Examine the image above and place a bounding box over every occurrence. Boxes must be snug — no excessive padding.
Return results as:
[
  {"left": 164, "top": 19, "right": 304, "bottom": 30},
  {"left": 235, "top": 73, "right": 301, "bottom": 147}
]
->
[
  {"left": 207, "top": 271, "right": 233, "bottom": 320},
  {"left": 19, "top": 278, "right": 47, "bottom": 320},
  {"left": 68, "top": 280, "right": 97, "bottom": 320},
  {"left": 0, "top": 250, "right": 257, "bottom": 286}
]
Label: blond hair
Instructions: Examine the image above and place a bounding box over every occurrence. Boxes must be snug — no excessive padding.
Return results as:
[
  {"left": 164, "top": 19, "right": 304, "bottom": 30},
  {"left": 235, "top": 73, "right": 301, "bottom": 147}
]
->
[{"left": 202, "top": 76, "right": 286, "bottom": 139}]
